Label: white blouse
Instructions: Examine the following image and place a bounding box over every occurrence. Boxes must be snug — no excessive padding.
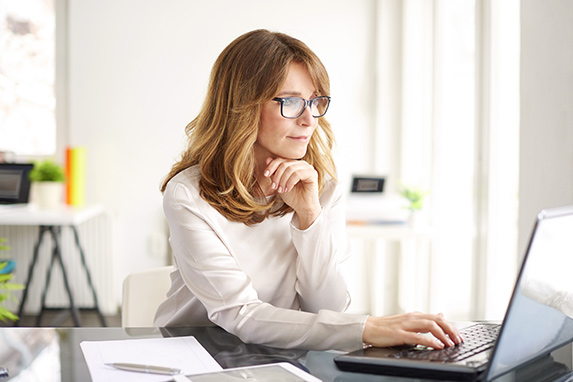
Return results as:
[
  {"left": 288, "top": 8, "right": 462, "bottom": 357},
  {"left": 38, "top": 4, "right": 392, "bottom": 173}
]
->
[{"left": 154, "top": 166, "right": 367, "bottom": 351}]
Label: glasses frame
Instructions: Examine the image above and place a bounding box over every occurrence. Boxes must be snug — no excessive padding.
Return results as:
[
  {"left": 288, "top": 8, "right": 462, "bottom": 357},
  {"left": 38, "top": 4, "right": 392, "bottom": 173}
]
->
[{"left": 272, "top": 96, "right": 331, "bottom": 119}]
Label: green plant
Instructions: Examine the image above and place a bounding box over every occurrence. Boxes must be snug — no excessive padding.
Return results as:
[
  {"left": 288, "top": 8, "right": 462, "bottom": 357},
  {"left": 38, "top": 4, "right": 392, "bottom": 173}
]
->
[
  {"left": 29, "top": 159, "right": 66, "bottom": 183},
  {"left": 399, "top": 184, "right": 429, "bottom": 211},
  {"left": 0, "top": 238, "right": 24, "bottom": 323},
  {"left": 0, "top": 238, "right": 7, "bottom": 252}
]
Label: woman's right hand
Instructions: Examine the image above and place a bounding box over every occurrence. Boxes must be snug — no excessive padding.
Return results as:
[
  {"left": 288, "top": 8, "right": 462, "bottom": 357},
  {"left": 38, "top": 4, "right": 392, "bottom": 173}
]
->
[
  {"left": 263, "top": 157, "right": 322, "bottom": 229},
  {"left": 362, "top": 312, "right": 463, "bottom": 349}
]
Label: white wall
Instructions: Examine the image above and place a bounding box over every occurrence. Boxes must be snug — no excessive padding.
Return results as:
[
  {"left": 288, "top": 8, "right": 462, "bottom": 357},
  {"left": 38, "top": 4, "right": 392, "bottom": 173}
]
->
[
  {"left": 66, "top": 1, "right": 379, "bottom": 309},
  {"left": 519, "top": 0, "right": 573, "bottom": 255}
]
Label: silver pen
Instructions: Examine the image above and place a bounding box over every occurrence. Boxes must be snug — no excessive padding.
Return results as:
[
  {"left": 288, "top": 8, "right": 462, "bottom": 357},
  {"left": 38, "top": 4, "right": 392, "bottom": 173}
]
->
[{"left": 106, "top": 362, "right": 181, "bottom": 375}]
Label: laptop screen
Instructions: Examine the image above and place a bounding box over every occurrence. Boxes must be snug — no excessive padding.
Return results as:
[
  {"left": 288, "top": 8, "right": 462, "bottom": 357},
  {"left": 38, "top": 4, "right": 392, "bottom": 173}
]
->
[{"left": 487, "top": 207, "right": 573, "bottom": 380}]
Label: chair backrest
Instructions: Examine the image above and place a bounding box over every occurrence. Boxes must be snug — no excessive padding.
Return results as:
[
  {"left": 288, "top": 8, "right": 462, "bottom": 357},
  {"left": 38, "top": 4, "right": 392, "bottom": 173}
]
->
[{"left": 122, "top": 265, "right": 173, "bottom": 327}]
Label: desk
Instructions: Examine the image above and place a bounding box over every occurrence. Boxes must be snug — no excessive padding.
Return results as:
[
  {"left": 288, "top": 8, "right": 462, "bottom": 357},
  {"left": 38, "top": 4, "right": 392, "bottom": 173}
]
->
[
  {"left": 0, "top": 205, "right": 107, "bottom": 327},
  {"left": 0, "top": 326, "right": 571, "bottom": 382},
  {"left": 347, "top": 223, "right": 433, "bottom": 315}
]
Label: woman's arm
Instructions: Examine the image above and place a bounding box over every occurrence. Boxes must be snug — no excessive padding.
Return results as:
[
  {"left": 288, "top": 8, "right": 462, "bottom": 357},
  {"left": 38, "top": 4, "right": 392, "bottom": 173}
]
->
[
  {"left": 264, "top": 158, "right": 351, "bottom": 313},
  {"left": 290, "top": 178, "right": 351, "bottom": 313},
  {"left": 164, "top": 178, "right": 365, "bottom": 351}
]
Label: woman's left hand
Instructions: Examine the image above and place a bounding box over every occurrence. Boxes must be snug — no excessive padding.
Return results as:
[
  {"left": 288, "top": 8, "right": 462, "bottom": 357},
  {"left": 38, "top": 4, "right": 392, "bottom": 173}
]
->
[{"left": 264, "top": 157, "right": 322, "bottom": 229}]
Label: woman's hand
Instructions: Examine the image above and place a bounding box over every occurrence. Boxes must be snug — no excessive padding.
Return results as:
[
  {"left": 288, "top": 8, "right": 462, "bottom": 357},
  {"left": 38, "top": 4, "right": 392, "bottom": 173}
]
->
[
  {"left": 363, "top": 312, "right": 463, "bottom": 349},
  {"left": 264, "top": 157, "right": 322, "bottom": 229}
]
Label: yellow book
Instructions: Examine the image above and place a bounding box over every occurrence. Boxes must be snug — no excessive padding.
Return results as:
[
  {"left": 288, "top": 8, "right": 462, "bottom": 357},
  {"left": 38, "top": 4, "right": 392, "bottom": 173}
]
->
[{"left": 68, "top": 146, "right": 86, "bottom": 206}]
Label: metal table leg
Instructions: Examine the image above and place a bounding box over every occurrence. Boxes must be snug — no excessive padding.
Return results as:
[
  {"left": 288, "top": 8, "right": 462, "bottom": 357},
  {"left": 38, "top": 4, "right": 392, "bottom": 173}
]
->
[
  {"left": 71, "top": 226, "right": 107, "bottom": 326},
  {"left": 47, "top": 226, "right": 81, "bottom": 326},
  {"left": 15, "top": 226, "right": 48, "bottom": 326}
]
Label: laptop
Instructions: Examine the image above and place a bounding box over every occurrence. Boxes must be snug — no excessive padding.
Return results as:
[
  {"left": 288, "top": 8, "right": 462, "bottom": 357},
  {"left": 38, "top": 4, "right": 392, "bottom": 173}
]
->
[{"left": 335, "top": 205, "right": 573, "bottom": 381}]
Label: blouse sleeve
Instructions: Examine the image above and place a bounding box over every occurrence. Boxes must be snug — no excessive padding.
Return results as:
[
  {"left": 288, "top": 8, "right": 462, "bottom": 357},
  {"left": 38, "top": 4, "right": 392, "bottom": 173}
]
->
[
  {"left": 290, "top": 178, "right": 353, "bottom": 313},
  {"left": 163, "top": 177, "right": 366, "bottom": 352}
]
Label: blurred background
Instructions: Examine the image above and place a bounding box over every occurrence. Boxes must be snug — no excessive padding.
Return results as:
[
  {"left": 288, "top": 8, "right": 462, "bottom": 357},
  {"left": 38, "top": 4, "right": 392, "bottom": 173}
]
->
[{"left": 0, "top": 0, "right": 571, "bottom": 325}]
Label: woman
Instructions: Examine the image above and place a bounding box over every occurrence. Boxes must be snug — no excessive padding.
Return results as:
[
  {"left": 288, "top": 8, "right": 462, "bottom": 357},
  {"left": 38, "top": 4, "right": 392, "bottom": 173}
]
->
[{"left": 155, "top": 29, "right": 461, "bottom": 352}]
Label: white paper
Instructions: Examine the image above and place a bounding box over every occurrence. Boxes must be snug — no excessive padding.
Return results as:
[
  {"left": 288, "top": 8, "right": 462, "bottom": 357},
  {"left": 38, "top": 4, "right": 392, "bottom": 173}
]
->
[{"left": 80, "top": 336, "right": 222, "bottom": 382}]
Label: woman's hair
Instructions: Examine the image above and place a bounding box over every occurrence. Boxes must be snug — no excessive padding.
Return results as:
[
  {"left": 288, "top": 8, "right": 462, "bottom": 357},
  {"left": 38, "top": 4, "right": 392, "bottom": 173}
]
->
[{"left": 161, "top": 29, "right": 336, "bottom": 225}]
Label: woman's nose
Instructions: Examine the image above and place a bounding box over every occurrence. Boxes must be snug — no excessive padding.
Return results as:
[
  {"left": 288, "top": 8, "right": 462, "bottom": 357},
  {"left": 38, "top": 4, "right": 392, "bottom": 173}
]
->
[{"left": 297, "top": 104, "right": 315, "bottom": 126}]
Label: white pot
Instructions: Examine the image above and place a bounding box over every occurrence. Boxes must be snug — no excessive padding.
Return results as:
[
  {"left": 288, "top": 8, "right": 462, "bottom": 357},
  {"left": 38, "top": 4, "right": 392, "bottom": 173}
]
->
[
  {"left": 408, "top": 210, "right": 421, "bottom": 228},
  {"left": 35, "top": 182, "right": 64, "bottom": 210}
]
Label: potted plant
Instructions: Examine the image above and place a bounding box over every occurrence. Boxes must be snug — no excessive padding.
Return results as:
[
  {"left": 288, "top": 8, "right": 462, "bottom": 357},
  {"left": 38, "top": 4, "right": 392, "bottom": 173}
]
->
[
  {"left": 399, "top": 184, "right": 429, "bottom": 227},
  {"left": 29, "top": 159, "right": 66, "bottom": 210},
  {"left": 0, "top": 238, "right": 24, "bottom": 323}
]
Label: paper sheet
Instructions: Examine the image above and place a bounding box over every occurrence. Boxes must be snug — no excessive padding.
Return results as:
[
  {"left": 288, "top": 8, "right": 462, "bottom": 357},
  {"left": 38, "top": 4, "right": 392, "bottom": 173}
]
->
[{"left": 80, "top": 336, "right": 222, "bottom": 382}]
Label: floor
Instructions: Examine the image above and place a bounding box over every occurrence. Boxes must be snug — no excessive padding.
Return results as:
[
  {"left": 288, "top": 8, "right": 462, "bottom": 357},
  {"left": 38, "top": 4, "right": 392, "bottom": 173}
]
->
[{"left": 1, "top": 310, "right": 121, "bottom": 327}]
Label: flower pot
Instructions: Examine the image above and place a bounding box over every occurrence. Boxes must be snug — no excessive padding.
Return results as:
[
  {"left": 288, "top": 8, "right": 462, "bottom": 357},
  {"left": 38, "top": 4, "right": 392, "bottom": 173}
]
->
[
  {"left": 35, "top": 182, "right": 64, "bottom": 210},
  {"left": 408, "top": 210, "right": 422, "bottom": 228}
]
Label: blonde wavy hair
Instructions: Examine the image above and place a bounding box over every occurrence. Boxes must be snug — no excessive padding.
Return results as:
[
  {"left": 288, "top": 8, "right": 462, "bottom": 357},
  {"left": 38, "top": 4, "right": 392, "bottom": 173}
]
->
[{"left": 161, "top": 29, "right": 336, "bottom": 225}]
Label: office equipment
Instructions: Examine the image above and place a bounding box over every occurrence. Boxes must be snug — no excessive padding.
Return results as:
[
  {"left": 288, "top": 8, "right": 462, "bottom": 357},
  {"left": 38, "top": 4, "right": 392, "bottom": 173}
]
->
[
  {"left": 0, "top": 326, "right": 570, "bottom": 382},
  {"left": 0, "top": 327, "right": 571, "bottom": 382},
  {"left": 335, "top": 205, "right": 573, "bottom": 381},
  {"left": 81, "top": 335, "right": 222, "bottom": 382},
  {"left": 179, "top": 362, "right": 322, "bottom": 382},
  {"left": 105, "top": 362, "right": 181, "bottom": 375},
  {"left": 351, "top": 176, "right": 385, "bottom": 193},
  {"left": 346, "top": 193, "right": 409, "bottom": 225},
  {"left": 0, "top": 163, "right": 33, "bottom": 204},
  {"left": 0, "top": 204, "right": 107, "bottom": 326},
  {"left": 122, "top": 265, "right": 173, "bottom": 327}
]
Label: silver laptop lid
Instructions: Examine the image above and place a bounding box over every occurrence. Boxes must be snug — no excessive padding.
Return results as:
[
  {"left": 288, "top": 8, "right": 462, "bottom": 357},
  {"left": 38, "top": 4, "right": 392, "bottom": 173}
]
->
[{"left": 487, "top": 205, "right": 573, "bottom": 380}]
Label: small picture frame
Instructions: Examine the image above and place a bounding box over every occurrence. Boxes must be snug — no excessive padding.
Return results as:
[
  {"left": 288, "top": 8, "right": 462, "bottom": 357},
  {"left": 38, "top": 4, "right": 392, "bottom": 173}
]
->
[{"left": 0, "top": 163, "right": 34, "bottom": 204}]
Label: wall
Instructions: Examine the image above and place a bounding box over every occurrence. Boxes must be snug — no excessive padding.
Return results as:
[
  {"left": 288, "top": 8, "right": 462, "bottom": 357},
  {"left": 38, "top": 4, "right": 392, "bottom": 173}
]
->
[
  {"left": 519, "top": 0, "right": 573, "bottom": 255},
  {"left": 66, "top": 1, "right": 379, "bottom": 311}
]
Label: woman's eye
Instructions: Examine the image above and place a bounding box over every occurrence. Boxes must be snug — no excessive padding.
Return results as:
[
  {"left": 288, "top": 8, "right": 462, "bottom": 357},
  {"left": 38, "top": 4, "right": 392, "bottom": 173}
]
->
[{"left": 283, "top": 98, "right": 297, "bottom": 107}]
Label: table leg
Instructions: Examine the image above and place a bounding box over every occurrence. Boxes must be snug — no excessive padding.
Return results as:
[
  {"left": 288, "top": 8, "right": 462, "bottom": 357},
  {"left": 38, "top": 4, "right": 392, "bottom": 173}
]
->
[
  {"left": 36, "top": 240, "right": 58, "bottom": 326},
  {"left": 48, "top": 227, "right": 81, "bottom": 327},
  {"left": 14, "top": 226, "right": 48, "bottom": 326},
  {"left": 71, "top": 226, "right": 107, "bottom": 326}
]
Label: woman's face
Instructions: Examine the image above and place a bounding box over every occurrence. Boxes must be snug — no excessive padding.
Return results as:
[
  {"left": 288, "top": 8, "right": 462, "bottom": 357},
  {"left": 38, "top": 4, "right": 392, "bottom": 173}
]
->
[{"left": 256, "top": 62, "right": 319, "bottom": 163}]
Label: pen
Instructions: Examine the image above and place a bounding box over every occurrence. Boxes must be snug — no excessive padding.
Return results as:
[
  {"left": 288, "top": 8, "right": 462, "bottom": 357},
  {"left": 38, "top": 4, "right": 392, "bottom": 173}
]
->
[{"left": 106, "top": 362, "right": 181, "bottom": 375}]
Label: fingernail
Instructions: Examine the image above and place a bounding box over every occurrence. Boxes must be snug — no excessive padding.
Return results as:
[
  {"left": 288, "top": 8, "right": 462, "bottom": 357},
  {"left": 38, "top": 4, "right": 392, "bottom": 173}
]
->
[
  {"left": 264, "top": 170, "right": 270, "bottom": 177},
  {"left": 271, "top": 182, "right": 277, "bottom": 190},
  {"left": 278, "top": 186, "right": 283, "bottom": 193}
]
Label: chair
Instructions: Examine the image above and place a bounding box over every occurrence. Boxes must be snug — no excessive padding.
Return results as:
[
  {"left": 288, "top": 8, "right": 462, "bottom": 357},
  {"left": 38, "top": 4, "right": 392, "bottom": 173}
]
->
[{"left": 121, "top": 265, "right": 173, "bottom": 327}]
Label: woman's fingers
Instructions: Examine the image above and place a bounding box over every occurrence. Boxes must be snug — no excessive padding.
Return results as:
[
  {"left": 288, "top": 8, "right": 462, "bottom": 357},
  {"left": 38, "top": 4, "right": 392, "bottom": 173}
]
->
[
  {"left": 264, "top": 158, "right": 316, "bottom": 194},
  {"left": 363, "top": 312, "right": 463, "bottom": 349}
]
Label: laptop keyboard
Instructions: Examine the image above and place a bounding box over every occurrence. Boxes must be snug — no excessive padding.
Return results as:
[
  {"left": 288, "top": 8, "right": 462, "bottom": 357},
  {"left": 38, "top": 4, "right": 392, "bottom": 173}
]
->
[{"left": 388, "top": 323, "right": 501, "bottom": 363}]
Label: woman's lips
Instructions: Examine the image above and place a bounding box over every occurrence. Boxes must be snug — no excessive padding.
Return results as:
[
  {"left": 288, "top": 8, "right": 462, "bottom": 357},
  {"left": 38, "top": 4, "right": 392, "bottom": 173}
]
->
[{"left": 288, "top": 135, "right": 310, "bottom": 143}]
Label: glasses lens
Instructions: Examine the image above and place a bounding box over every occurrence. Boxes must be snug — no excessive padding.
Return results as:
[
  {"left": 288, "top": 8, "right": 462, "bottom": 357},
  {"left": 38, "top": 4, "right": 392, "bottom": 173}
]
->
[
  {"left": 281, "top": 97, "right": 305, "bottom": 118},
  {"left": 311, "top": 97, "right": 330, "bottom": 117}
]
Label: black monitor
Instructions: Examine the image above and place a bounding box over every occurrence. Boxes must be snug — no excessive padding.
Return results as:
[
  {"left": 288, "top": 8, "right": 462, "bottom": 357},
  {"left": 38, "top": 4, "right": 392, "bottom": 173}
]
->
[{"left": 0, "top": 163, "right": 34, "bottom": 204}]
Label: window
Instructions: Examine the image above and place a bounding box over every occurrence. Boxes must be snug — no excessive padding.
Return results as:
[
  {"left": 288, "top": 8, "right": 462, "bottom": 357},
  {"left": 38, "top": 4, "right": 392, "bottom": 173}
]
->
[
  {"left": 0, "top": 0, "right": 56, "bottom": 156},
  {"left": 376, "top": 0, "right": 520, "bottom": 320}
]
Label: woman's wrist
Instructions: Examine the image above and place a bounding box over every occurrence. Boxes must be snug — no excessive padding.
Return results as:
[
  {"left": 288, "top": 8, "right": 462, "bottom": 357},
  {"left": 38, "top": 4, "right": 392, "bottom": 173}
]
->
[
  {"left": 362, "top": 316, "right": 373, "bottom": 345},
  {"left": 295, "top": 205, "right": 322, "bottom": 230}
]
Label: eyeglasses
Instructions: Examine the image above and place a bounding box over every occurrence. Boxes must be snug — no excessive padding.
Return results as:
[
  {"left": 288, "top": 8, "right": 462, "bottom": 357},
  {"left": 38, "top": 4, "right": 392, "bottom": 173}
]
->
[{"left": 272, "top": 96, "right": 331, "bottom": 119}]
